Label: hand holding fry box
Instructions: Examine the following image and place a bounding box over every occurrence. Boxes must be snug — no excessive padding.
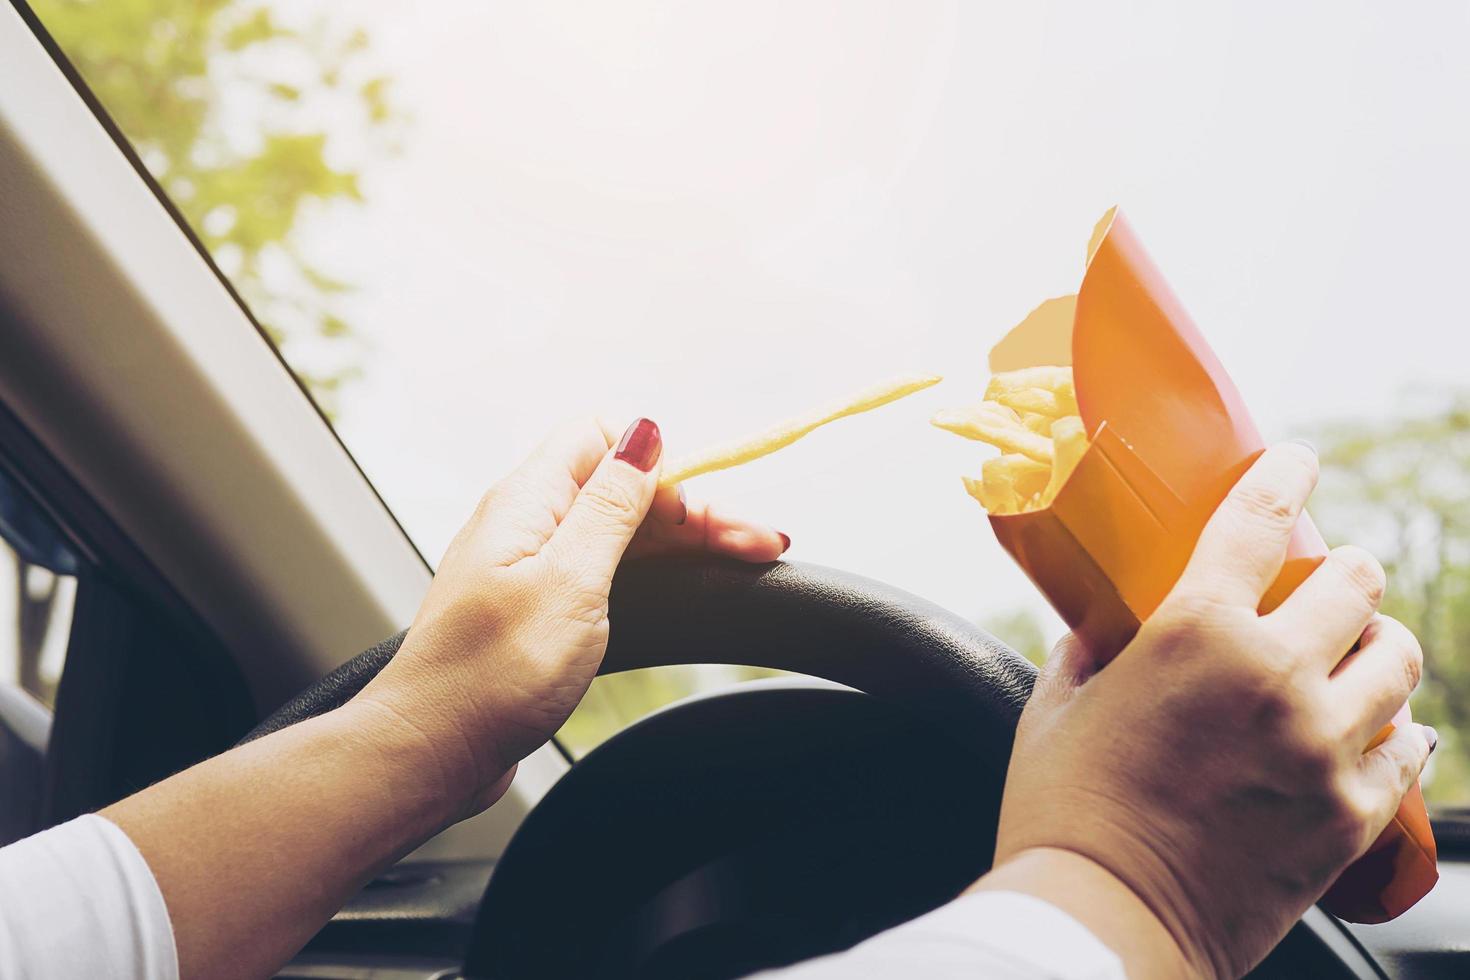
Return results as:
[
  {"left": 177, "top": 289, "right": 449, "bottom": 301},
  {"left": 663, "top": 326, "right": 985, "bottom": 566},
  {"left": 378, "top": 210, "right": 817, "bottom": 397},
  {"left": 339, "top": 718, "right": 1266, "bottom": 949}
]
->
[{"left": 932, "top": 208, "right": 1437, "bottom": 923}]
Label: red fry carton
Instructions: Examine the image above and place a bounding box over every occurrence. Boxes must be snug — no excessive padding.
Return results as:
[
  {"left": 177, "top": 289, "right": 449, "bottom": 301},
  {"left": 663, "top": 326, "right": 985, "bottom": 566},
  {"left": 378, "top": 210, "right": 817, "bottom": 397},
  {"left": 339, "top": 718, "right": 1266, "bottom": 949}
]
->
[{"left": 988, "top": 207, "right": 1437, "bottom": 923}]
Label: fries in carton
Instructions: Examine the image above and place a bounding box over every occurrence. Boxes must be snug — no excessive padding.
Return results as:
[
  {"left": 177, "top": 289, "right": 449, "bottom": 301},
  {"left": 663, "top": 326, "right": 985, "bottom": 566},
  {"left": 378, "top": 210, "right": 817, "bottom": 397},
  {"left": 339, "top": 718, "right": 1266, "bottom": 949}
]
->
[{"left": 937, "top": 208, "right": 1437, "bottom": 923}]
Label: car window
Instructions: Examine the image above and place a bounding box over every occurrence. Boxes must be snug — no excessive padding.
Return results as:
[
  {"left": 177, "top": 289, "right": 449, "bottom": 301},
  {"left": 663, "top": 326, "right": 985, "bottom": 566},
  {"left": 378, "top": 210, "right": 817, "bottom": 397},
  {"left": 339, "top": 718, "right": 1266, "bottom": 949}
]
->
[
  {"left": 30, "top": 2, "right": 1470, "bottom": 797},
  {"left": 0, "top": 466, "right": 79, "bottom": 711},
  {"left": 0, "top": 464, "right": 80, "bottom": 843}
]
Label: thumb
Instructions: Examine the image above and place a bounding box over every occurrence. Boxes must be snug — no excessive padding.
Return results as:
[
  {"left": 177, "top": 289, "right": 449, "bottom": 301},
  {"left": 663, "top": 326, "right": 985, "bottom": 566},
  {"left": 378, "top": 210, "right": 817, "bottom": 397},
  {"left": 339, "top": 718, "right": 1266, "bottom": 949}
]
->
[
  {"left": 544, "top": 417, "right": 663, "bottom": 587},
  {"left": 1032, "top": 631, "right": 1104, "bottom": 706}
]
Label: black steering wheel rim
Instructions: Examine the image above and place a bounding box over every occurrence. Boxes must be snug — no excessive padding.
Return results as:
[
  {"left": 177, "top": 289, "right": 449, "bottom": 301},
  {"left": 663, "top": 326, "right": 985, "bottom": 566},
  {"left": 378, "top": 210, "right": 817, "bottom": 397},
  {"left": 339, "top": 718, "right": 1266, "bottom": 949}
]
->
[
  {"left": 242, "top": 557, "right": 1039, "bottom": 975},
  {"left": 243, "top": 557, "right": 1038, "bottom": 774},
  {"left": 240, "top": 558, "right": 1378, "bottom": 980}
]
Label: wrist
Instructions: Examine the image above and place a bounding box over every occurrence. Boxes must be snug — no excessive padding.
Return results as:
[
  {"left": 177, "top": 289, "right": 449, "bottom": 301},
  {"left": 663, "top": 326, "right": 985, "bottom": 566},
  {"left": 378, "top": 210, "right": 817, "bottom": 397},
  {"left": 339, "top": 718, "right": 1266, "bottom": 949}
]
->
[
  {"left": 972, "top": 847, "right": 1208, "bottom": 979},
  {"left": 336, "top": 694, "right": 513, "bottom": 828}
]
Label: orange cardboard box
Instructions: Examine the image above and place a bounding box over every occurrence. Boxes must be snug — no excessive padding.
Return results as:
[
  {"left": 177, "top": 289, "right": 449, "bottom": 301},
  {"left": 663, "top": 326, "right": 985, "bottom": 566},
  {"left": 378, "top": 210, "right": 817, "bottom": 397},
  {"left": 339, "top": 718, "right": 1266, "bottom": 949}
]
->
[{"left": 988, "top": 208, "right": 1437, "bottom": 923}]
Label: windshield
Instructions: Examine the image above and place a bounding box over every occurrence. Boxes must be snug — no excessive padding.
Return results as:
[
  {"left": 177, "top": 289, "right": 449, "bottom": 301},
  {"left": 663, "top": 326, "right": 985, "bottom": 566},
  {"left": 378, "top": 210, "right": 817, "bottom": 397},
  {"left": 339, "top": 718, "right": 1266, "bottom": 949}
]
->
[{"left": 31, "top": 1, "right": 1470, "bottom": 795}]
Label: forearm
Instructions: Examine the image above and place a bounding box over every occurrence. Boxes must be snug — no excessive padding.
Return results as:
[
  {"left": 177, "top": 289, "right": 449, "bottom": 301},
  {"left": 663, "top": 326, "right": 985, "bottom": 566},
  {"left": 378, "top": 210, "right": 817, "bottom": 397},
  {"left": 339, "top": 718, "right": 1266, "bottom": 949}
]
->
[
  {"left": 971, "top": 847, "right": 1205, "bottom": 979},
  {"left": 102, "top": 699, "right": 478, "bottom": 980}
]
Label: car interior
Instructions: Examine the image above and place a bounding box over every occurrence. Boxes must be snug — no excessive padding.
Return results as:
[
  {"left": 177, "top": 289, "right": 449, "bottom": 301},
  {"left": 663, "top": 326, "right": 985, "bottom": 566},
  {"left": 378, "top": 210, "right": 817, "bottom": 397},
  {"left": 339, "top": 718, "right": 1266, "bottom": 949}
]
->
[{"left": 2, "top": 1, "right": 1468, "bottom": 977}]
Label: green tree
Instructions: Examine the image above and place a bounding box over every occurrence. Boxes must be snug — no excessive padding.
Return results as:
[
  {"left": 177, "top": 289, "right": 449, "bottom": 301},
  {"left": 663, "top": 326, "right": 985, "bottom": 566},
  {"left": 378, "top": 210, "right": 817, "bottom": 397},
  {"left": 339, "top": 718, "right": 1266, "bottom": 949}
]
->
[
  {"left": 980, "top": 607, "right": 1050, "bottom": 666},
  {"left": 30, "top": 0, "right": 398, "bottom": 412},
  {"left": 1313, "top": 393, "right": 1470, "bottom": 807}
]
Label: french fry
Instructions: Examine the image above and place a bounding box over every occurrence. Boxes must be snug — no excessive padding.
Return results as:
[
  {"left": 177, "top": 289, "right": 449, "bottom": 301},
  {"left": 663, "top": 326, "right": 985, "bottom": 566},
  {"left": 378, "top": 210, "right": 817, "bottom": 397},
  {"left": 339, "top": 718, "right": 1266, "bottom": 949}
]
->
[
  {"left": 978, "top": 400, "right": 1022, "bottom": 424},
  {"left": 1020, "top": 413, "right": 1054, "bottom": 436},
  {"left": 967, "top": 455, "right": 1051, "bottom": 515},
  {"left": 931, "top": 405, "right": 1054, "bottom": 464},
  {"left": 988, "top": 453, "right": 1050, "bottom": 511},
  {"left": 993, "top": 387, "right": 1064, "bottom": 417},
  {"left": 985, "top": 366, "right": 1072, "bottom": 400},
  {"left": 962, "top": 475, "right": 1012, "bottom": 514},
  {"left": 1039, "top": 415, "right": 1088, "bottom": 507},
  {"left": 659, "top": 372, "right": 942, "bottom": 486},
  {"left": 936, "top": 365, "right": 1090, "bottom": 514},
  {"left": 1054, "top": 377, "right": 1079, "bottom": 416},
  {"left": 987, "top": 366, "right": 1080, "bottom": 417}
]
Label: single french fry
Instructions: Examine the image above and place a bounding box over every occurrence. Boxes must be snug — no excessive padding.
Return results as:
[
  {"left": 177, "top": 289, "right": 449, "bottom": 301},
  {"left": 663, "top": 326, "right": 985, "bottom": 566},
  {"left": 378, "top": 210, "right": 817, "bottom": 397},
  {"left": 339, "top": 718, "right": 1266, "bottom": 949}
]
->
[
  {"left": 963, "top": 475, "right": 1014, "bottom": 514},
  {"left": 930, "top": 405, "right": 1054, "bottom": 464},
  {"left": 993, "top": 386, "right": 1063, "bottom": 417},
  {"left": 1054, "top": 377, "right": 1079, "bottom": 416},
  {"left": 986, "top": 366, "right": 1074, "bottom": 402},
  {"left": 979, "top": 400, "right": 1022, "bottom": 423},
  {"left": 1020, "top": 412, "right": 1054, "bottom": 436},
  {"left": 984, "top": 465, "right": 1019, "bottom": 514},
  {"left": 988, "top": 453, "right": 1050, "bottom": 507},
  {"left": 940, "top": 365, "right": 1089, "bottom": 515},
  {"left": 1015, "top": 456, "right": 1053, "bottom": 502},
  {"left": 1039, "top": 415, "right": 1088, "bottom": 506},
  {"left": 659, "top": 372, "right": 942, "bottom": 486}
]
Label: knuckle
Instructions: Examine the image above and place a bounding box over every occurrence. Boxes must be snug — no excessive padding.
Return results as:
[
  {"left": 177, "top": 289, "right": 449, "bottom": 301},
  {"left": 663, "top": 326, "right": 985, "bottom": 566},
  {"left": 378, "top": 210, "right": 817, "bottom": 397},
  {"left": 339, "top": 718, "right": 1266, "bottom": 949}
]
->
[
  {"left": 1231, "top": 479, "right": 1298, "bottom": 529},
  {"left": 580, "top": 479, "right": 640, "bottom": 523},
  {"left": 1390, "top": 745, "right": 1423, "bottom": 789},
  {"left": 1334, "top": 546, "right": 1386, "bottom": 609},
  {"left": 1397, "top": 632, "right": 1425, "bottom": 693},
  {"left": 1319, "top": 713, "right": 1360, "bottom": 754},
  {"left": 1155, "top": 593, "right": 1228, "bottom": 636},
  {"left": 471, "top": 485, "right": 501, "bottom": 524}
]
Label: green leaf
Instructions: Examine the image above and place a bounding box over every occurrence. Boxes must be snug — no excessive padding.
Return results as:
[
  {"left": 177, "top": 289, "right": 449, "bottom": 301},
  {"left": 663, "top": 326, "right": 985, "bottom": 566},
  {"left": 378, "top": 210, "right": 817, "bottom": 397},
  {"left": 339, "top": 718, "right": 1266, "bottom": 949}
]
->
[{"left": 223, "top": 8, "right": 292, "bottom": 51}]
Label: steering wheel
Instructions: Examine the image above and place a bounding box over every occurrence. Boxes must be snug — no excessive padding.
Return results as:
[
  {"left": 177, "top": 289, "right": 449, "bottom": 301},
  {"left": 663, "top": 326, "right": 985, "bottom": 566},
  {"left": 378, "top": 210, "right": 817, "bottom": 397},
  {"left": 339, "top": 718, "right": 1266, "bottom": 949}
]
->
[
  {"left": 243, "top": 557, "right": 1041, "bottom": 977},
  {"left": 244, "top": 557, "right": 1375, "bottom": 979}
]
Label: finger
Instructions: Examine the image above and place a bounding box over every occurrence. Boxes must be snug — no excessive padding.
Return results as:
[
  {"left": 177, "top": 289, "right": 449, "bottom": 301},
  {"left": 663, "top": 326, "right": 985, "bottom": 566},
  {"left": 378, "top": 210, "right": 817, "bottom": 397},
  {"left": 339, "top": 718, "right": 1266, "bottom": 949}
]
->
[
  {"left": 468, "top": 419, "right": 614, "bottom": 564},
  {"left": 627, "top": 501, "right": 788, "bottom": 562},
  {"left": 543, "top": 418, "right": 663, "bottom": 586},
  {"left": 1030, "top": 632, "right": 1104, "bottom": 706},
  {"left": 1171, "top": 442, "right": 1319, "bottom": 608},
  {"left": 1330, "top": 616, "right": 1424, "bottom": 746},
  {"left": 1355, "top": 723, "right": 1434, "bottom": 841},
  {"left": 1266, "top": 546, "right": 1386, "bottom": 668},
  {"left": 648, "top": 483, "right": 688, "bottom": 526}
]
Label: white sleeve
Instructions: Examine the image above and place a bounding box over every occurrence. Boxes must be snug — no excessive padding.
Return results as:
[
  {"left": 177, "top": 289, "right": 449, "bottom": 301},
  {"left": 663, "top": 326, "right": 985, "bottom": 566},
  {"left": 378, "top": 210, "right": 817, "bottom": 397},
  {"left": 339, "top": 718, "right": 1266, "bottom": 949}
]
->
[
  {"left": 750, "top": 891, "right": 1127, "bottom": 980},
  {"left": 0, "top": 813, "right": 178, "bottom": 980}
]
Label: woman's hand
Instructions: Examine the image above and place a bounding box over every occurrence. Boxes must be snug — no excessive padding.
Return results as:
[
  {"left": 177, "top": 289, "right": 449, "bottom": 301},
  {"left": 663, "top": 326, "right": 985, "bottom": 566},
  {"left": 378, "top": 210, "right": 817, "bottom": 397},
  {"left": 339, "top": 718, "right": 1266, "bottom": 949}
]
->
[
  {"left": 981, "top": 442, "right": 1434, "bottom": 978},
  {"left": 354, "top": 417, "right": 787, "bottom": 816},
  {"left": 105, "top": 416, "right": 785, "bottom": 980}
]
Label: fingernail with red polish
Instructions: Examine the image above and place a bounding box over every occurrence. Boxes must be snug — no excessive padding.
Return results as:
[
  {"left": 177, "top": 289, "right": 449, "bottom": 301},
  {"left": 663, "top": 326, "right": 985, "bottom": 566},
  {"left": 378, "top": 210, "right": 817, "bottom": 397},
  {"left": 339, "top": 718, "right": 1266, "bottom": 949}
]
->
[
  {"left": 778, "top": 532, "right": 791, "bottom": 554},
  {"left": 675, "top": 484, "right": 688, "bottom": 525},
  {"left": 615, "top": 418, "right": 662, "bottom": 472},
  {"left": 1425, "top": 725, "right": 1439, "bottom": 755}
]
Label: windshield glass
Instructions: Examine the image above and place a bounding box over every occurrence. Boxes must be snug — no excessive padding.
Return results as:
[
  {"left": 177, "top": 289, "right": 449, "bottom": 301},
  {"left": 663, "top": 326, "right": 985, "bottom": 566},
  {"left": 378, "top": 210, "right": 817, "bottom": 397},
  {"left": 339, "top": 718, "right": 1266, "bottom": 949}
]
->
[{"left": 32, "top": 2, "right": 1470, "bottom": 794}]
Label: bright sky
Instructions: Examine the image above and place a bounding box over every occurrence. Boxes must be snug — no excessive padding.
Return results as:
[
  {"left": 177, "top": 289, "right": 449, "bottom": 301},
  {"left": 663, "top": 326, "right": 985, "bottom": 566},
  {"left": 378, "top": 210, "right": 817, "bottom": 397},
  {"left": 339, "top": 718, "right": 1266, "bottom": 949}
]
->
[{"left": 283, "top": 1, "right": 1468, "bottom": 644}]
